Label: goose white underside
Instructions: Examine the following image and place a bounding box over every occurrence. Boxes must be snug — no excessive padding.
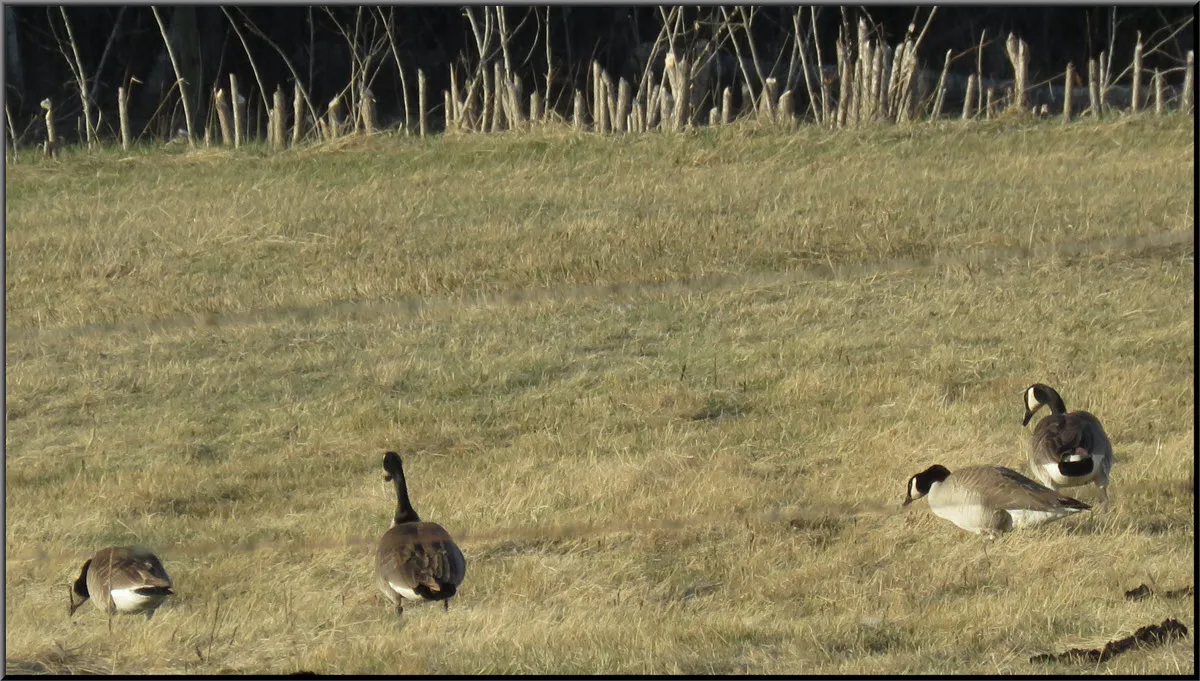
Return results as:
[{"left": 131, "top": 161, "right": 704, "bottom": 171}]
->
[
  {"left": 387, "top": 582, "right": 422, "bottom": 601},
  {"left": 109, "top": 587, "right": 167, "bottom": 613},
  {"left": 929, "top": 503, "right": 1072, "bottom": 534},
  {"left": 930, "top": 503, "right": 994, "bottom": 534},
  {"left": 1036, "top": 457, "right": 1101, "bottom": 488},
  {"left": 1006, "top": 508, "right": 1073, "bottom": 528}
]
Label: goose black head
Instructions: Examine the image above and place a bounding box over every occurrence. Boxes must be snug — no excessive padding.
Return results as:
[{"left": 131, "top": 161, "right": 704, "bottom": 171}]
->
[
  {"left": 903, "top": 464, "right": 952, "bottom": 506},
  {"left": 68, "top": 559, "right": 92, "bottom": 616},
  {"left": 382, "top": 451, "right": 404, "bottom": 481},
  {"left": 1023, "top": 383, "right": 1066, "bottom": 426}
]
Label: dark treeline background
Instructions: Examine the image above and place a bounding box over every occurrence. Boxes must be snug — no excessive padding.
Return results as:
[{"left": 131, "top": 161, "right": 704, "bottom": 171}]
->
[{"left": 3, "top": 5, "right": 1194, "bottom": 142}]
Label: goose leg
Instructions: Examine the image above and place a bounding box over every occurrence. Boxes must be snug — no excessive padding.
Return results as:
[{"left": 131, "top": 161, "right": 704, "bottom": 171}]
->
[
  {"left": 443, "top": 600, "right": 450, "bottom": 613},
  {"left": 385, "top": 588, "right": 405, "bottom": 617},
  {"left": 980, "top": 529, "right": 1001, "bottom": 567}
]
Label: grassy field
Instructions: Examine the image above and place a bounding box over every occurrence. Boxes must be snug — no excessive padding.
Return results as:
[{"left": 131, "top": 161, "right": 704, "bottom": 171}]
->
[{"left": 4, "top": 116, "right": 1194, "bottom": 675}]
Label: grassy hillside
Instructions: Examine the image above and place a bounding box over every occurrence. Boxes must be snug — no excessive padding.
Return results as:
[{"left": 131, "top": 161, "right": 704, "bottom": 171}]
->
[{"left": 4, "top": 116, "right": 1194, "bottom": 675}]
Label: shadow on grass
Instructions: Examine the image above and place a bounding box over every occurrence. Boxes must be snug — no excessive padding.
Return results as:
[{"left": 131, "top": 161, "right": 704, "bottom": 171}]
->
[
  {"left": 6, "top": 642, "right": 111, "bottom": 675},
  {"left": 686, "top": 393, "right": 750, "bottom": 422}
]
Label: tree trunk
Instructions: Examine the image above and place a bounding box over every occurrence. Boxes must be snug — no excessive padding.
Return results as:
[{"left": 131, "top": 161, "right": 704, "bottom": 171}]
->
[{"left": 4, "top": 6, "right": 24, "bottom": 97}]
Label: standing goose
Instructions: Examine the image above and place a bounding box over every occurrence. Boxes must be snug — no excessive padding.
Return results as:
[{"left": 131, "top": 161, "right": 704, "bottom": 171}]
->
[
  {"left": 903, "top": 464, "right": 1091, "bottom": 537},
  {"left": 375, "top": 451, "right": 465, "bottom": 615},
  {"left": 68, "top": 546, "right": 174, "bottom": 622},
  {"left": 1022, "top": 383, "right": 1113, "bottom": 504}
]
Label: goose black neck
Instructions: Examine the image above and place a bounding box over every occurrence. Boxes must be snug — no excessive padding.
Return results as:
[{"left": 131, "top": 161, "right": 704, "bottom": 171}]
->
[
  {"left": 1043, "top": 388, "right": 1067, "bottom": 415},
  {"left": 72, "top": 560, "right": 92, "bottom": 599},
  {"left": 387, "top": 458, "right": 421, "bottom": 525}
]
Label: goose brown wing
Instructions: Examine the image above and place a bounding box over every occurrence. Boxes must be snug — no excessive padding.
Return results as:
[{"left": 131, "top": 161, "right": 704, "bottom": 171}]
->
[
  {"left": 89, "top": 547, "right": 171, "bottom": 589},
  {"left": 377, "top": 522, "right": 464, "bottom": 591},
  {"left": 977, "top": 467, "right": 1087, "bottom": 512},
  {"left": 1033, "top": 414, "right": 1091, "bottom": 459},
  {"left": 123, "top": 550, "right": 172, "bottom": 587}
]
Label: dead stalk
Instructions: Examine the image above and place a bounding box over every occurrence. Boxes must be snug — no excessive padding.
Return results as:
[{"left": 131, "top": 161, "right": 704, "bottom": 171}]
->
[
  {"left": 465, "top": 6, "right": 497, "bottom": 133},
  {"left": 1182, "top": 51, "right": 1194, "bottom": 112},
  {"left": 975, "top": 29, "right": 987, "bottom": 117},
  {"left": 835, "top": 33, "right": 849, "bottom": 128},
  {"left": 378, "top": 7, "right": 412, "bottom": 131},
  {"left": 271, "top": 86, "right": 286, "bottom": 148},
  {"left": 292, "top": 85, "right": 304, "bottom": 144},
  {"left": 360, "top": 88, "right": 375, "bottom": 135},
  {"left": 41, "top": 98, "right": 58, "bottom": 157},
  {"left": 1062, "top": 63, "right": 1074, "bottom": 123},
  {"left": 118, "top": 86, "right": 132, "bottom": 149},
  {"left": 222, "top": 8, "right": 275, "bottom": 133},
  {"left": 327, "top": 96, "right": 341, "bottom": 140},
  {"left": 214, "top": 88, "right": 232, "bottom": 145},
  {"left": 793, "top": 10, "right": 820, "bottom": 125},
  {"left": 233, "top": 8, "right": 320, "bottom": 126},
  {"left": 1088, "top": 58, "right": 1101, "bottom": 117},
  {"left": 962, "top": 73, "right": 976, "bottom": 120},
  {"left": 572, "top": 89, "right": 584, "bottom": 130},
  {"left": 151, "top": 6, "right": 196, "bottom": 147},
  {"left": 230, "top": 74, "right": 243, "bottom": 146},
  {"left": 616, "top": 78, "right": 631, "bottom": 133},
  {"left": 931, "top": 49, "right": 952, "bottom": 120},
  {"left": 57, "top": 9, "right": 95, "bottom": 148},
  {"left": 1131, "top": 33, "right": 1143, "bottom": 113},
  {"left": 418, "top": 69, "right": 427, "bottom": 137},
  {"left": 1004, "top": 33, "right": 1030, "bottom": 113},
  {"left": 1152, "top": 69, "right": 1163, "bottom": 115}
]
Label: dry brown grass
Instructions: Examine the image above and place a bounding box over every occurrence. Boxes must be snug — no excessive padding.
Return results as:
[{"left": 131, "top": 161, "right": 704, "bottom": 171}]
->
[{"left": 4, "top": 116, "right": 1194, "bottom": 675}]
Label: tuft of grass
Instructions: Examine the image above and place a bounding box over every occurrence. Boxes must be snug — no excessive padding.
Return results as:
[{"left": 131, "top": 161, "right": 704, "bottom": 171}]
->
[{"left": 4, "top": 117, "right": 1194, "bottom": 674}]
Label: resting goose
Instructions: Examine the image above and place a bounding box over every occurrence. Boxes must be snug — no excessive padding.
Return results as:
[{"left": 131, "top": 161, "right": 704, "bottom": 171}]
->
[{"left": 903, "top": 464, "right": 1091, "bottom": 538}]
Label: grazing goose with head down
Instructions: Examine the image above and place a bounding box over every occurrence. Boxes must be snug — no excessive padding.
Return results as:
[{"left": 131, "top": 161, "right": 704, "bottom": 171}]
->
[
  {"left": 69, "top": 546, "right": 174, "bottom": 624},
  {"left": 1022, "top": 383, "right": 1113, "bottom": 504},
  {"left": 903, "top": 464, "right": 1091, "bottom": 538},
  {"left": 375, "top": 451, "right": 466, "bottom": 615}
]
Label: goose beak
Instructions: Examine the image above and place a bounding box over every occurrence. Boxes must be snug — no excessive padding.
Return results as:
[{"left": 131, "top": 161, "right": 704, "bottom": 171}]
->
[
  {"left": 1022, "top": 409, "right": 1034, "bottom": 427},
  {"left": 902, "top": 496, "right": 913, "bottom": 507}
]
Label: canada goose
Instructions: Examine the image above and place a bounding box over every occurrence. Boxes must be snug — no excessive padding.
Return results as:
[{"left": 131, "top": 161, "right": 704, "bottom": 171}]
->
[
  {"left": 68, "top": 546, "right": 174, "bottom": 623},
  {"left": 375, "top": 451, "right": 465, "bottom": 615},
  {"left": 903, "top": 464, "right": 1091, "bottom": 537},
  {"left": 1022, "top": 383, "right": 1113, "bottom": 504}
]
